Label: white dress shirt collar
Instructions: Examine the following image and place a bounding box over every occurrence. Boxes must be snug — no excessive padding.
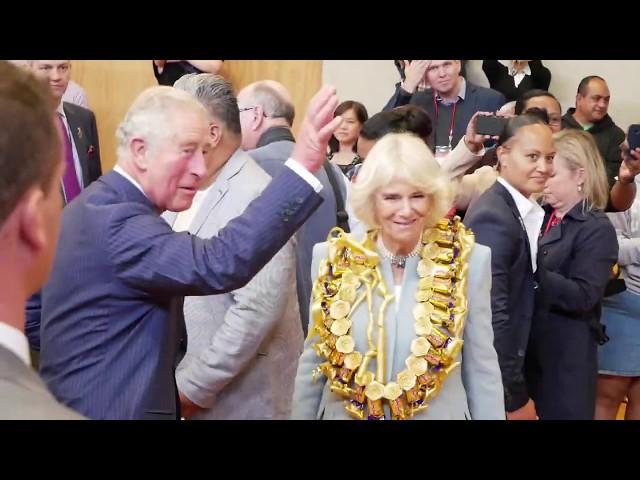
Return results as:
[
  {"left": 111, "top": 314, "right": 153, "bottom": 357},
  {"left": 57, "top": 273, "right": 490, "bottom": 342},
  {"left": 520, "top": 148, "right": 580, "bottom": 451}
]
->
[
  {"left": 497, "top": 177, "right": 545, "bottom": 272},
  {"left": 0, "top": 322, "right": 31, "bottom": 367},
  {"left": 113, "top": 164, "right": 147, "bottom": 197}
]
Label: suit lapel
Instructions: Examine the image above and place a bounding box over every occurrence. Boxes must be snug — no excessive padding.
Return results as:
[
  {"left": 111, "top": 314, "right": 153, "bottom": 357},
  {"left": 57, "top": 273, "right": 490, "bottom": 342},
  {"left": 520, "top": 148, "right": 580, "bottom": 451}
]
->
[
  {"left": 189, "top": 149, "right": 248, "bottom": 236},
  {"left": 539, "top": 222, "right": 562, "bottom": 247},
  {"left": 189, "top": 180, "right": 229, "bottom": 236},
  {"left": 64, "top": 104, "right": 90, "bottom": 186},
  {"left": 492, "top": 182, "right": 534, "bottom": 267}
]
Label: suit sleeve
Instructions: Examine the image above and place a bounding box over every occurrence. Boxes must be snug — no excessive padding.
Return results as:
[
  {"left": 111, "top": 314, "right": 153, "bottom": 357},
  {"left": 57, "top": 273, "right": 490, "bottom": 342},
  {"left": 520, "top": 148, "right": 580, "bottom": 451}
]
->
[
  {"left": 291, "top": 243, "right": 329, "bottom": 419},
  {"left": 108, "top": 167, "right": 323, "bottom": 296},
  {"left": 528, "top": 61, "right": 551, "bottom": 90},
  {"left": 461, "top": 245, "right": 505, "bottom": 419},
  {"left": 25, "top": 291, "right": 42, "bottom": 351},
  {"left": 465, "top": 208, "right": 529, "bottom": 411},
  {"left": 176, "top": 239, "right": 297, "bottom": 408},
  {"left": 538, "top": 217, "right": 618, "bottom": 314},
  {"left": 439, "top": 139, "right": 482, "bottom": 181},
  {"left": 382, "top": 83, "right": 413, "bottom": 111},
  {"left": 481, "top": 60, "right": 502, "bottom": 88}
]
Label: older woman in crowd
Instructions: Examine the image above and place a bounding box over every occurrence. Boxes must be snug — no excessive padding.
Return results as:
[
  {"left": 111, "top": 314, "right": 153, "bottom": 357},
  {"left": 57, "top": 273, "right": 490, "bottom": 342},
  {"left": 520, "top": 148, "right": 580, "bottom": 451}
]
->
[
  {"left": 292, "top": 133, "right": 504, "bottom": 420},
  {"left": 527, "top": 129, "right": 618, "bottom": 420}
]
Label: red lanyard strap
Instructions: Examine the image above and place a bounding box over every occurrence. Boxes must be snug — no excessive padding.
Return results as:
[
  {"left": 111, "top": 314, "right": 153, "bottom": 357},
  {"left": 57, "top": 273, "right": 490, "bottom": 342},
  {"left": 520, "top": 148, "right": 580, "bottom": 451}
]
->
[{"left": 433, "top": 92, "right": 458, "bottom": 148}]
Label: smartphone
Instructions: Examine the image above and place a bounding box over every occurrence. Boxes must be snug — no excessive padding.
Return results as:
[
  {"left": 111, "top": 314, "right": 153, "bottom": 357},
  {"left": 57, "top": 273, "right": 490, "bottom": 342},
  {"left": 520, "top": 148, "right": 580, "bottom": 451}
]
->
[
  {"left": 476, "top": 115, "right": 508, "bottom": 137},
  {"left": 628, "top": 124, "right": 640, "bottom": 151}
]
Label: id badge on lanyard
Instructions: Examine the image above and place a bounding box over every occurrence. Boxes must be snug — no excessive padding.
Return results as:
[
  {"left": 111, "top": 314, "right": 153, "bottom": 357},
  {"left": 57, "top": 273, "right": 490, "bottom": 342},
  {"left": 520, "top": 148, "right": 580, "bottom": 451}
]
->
[{"left": 433, "top": 93, "right": 458, "bottom": 158}]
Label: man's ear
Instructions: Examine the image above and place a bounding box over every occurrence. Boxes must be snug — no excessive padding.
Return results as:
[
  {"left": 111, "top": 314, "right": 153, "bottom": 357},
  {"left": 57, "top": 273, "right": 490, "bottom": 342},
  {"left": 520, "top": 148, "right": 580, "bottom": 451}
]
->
[
  {"left": 252, "top": 105, "right": 265, "bottom": 131},
  {"left": 130, "top": 138, "right": 150, "bottom": 171},
  {"left": 17, "top": 187, "right": 47, "bottom": 253},
  {"left": 209, "top": 122, "right": 222, "bottom": 149}
]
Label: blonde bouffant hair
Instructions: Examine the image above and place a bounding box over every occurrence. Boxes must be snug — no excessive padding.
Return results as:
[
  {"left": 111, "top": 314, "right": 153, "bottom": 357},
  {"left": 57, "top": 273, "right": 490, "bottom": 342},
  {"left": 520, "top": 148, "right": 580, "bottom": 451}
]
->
[{"left": 350, "top": 133, "right": 453, "bottom": 230}]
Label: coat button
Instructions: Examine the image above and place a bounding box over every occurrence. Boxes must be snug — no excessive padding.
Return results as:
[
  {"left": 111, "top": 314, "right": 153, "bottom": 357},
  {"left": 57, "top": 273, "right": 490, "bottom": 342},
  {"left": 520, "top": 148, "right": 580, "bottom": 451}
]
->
[
  {"left": 543, "top": 250, "right": 548, "bottom": 255},
  {"left": 517, "top": 349, "right": 525, "bottom": 357}
]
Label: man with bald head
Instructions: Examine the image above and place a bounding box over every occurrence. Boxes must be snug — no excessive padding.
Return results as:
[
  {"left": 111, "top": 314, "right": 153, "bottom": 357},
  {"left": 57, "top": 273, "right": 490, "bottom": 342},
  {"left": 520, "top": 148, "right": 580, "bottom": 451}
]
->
[
  {"left": 237, "top": 81, "right": 348, "bottom": 335},
  {"left": 237, "top": 80, "right": 297, "bottom": 171}
]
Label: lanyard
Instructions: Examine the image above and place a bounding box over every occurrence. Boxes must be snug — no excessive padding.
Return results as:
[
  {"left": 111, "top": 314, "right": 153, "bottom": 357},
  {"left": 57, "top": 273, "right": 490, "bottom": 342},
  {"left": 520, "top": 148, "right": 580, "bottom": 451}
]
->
[{"left": 433, "top": 92, "right": 458, "bottom": 149}]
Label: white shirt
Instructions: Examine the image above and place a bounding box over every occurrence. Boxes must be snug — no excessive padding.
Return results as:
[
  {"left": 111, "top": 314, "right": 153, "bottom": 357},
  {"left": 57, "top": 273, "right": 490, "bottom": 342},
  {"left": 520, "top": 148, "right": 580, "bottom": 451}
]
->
[
  {"left": 497, "top": 177, "right": 545, "bottom": 272},
  {"left": 62, "top": 80, "right": 90, "bottom": 109},
  {"left": 0, "top": 322, "right": 31, "bottom": 367},
  {"left": 56, "top": 102, "right": 85, "bottom": 190},
  {"left": 173, "top": 183, "right": 214, "bottom": 232},
  {"left": 499, "top": 60, "right": 532, "bottom": 88},
  {"left": 113, "top": 165, "right": 146, "bottom": 196}
]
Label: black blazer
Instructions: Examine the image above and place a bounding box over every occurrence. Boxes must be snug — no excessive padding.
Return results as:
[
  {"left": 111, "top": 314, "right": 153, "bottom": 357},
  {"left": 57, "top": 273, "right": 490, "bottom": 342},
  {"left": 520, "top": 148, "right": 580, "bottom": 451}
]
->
[
  {"left": 527, "top": 204, "right": 618, "bottom": 419},
  {"left": 464, "top": 181, "right": 538, "bottom": 412},
  {"left": 481, "top": 60, "right": 551, "bottom": 103},
  {"left": 382, "top": 81, "right": 506, "bottom": 149},
  {"left": 63, "top": 102, "right": 102, "bottom": 188}
]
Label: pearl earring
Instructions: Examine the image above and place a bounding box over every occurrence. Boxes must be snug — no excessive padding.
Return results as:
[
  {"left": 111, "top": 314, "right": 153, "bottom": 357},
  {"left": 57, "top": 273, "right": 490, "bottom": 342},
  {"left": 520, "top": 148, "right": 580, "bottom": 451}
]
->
[{"left": 578, "top": 184, "right": 583, "bottom": 192}]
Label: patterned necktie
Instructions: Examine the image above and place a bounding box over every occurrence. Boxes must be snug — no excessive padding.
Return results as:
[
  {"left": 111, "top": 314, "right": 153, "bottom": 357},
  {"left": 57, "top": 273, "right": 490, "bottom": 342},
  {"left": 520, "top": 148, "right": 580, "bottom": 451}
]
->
[{"left": 57, "top": 113, "right": 82, "bottom": 203}]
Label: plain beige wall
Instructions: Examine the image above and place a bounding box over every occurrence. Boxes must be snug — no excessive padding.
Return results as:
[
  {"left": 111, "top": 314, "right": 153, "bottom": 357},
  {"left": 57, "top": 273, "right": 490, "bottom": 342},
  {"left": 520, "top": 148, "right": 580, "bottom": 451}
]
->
[{"left": 323, "top": 60, "right": 640, "bottom": 133}]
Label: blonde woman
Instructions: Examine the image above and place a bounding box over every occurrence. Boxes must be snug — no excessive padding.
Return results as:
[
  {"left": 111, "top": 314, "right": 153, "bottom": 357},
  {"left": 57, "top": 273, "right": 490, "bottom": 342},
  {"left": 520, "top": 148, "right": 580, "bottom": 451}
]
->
[
  {"left": 527, "top": 129, "right": 618, "bottom": 419},
  {"left": 291, "top": 133, "right": 504, "bottom": 420}
]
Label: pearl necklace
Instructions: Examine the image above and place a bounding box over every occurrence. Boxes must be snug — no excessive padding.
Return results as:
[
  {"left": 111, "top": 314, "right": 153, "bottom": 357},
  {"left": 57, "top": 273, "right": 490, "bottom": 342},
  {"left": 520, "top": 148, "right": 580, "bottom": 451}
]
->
[{"left": 377, "top": 237, "right": 422, "bottom": 269}]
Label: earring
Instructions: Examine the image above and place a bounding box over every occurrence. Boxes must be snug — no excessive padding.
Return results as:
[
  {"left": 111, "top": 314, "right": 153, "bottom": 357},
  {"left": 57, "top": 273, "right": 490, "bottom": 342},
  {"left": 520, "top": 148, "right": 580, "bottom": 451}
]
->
[{"left": 577, "top": 184, "right": 583, "bottom": 192}]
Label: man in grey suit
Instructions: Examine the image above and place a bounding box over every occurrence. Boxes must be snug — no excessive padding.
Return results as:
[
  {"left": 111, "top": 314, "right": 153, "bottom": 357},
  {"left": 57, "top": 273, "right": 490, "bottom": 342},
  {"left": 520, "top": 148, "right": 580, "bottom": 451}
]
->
[
  {"left": 168, "top": 74, "right": 303, "bottom": 419},
  {"left": 237, "top": 80, "right": 348, "bottom": 335},
  {"left": 0, "top": 61, "right": 82, "bottom": 419}
]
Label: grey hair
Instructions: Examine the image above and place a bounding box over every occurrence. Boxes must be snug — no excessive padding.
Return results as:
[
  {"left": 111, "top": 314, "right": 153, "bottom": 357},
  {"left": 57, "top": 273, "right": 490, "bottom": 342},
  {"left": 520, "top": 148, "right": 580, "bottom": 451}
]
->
[
  {"left": 247, "top": 82, "right": 295, "bottom": 126},
  {"left": 115, "top": 86, "right": 208, "bottom": 160},
  {"left": 174, "top": 73, "right": 241, "bottom": 135}
]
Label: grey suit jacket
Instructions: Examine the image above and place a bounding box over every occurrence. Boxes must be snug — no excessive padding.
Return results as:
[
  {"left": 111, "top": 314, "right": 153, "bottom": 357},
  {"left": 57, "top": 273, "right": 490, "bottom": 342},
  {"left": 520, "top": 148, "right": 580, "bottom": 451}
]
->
[
  {"left": 0, "top": 345, "right": 83, "bottom": 420},
  {"left": 166, "top": 150, "right": 303, "bottom": 419},
  {"left": 249, "top": 138, "right": 347, "bottom": 337},
  {"left": 291, "top": 241, "right": 505, "bottom": 420}
]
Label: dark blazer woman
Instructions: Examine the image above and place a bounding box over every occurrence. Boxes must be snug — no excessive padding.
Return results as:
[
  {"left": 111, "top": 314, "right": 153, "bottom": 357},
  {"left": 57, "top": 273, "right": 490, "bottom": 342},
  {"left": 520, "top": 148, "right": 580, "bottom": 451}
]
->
[{"left": 527, "top": 204, "right": 617, "bottom": 419}]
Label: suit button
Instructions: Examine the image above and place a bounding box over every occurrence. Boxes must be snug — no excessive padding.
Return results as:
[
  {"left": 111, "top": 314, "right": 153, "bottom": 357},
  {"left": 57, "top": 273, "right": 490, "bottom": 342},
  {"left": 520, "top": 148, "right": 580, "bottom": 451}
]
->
[
  {"left": 296, "top": 197, "right": 304, "bottom": 205},
  {"left": 533, "top": 281, "right": 539, "bottom": 290},
  {"left": 543, "top": 250, "right": 548, "bottom": 255},
  {"left": 517, "top": 349, "right": 525, "bottom": 357}
]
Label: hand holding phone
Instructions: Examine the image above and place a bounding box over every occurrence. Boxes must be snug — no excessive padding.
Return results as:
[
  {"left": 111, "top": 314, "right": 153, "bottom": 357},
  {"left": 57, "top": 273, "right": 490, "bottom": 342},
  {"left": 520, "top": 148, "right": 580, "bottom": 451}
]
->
[
  {"left": 628, "top": 124, "right": 640, "bottom": 152},
  {"left": 476, "top": 115, "right": 508, "bottom": 137}
]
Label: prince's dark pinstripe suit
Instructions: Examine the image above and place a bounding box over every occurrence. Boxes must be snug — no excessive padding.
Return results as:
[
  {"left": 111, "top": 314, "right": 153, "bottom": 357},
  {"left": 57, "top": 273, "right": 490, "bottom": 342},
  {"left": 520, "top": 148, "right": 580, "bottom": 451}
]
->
[{"left": 38, "top": 168, "right": 321, "bottom": 419}]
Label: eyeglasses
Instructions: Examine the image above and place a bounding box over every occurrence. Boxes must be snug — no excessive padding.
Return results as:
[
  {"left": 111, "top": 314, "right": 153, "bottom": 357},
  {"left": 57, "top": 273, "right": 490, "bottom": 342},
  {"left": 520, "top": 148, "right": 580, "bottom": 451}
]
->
[{"left": 238, "top": 106, "right": 268, "bottom": 118}]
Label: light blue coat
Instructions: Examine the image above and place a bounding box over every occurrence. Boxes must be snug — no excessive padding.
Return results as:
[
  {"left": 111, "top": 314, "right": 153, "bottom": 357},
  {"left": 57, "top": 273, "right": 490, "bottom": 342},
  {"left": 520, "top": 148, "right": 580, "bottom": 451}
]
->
[{"left": 291, "top": 241, "right": 505, "bottom": 420}]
